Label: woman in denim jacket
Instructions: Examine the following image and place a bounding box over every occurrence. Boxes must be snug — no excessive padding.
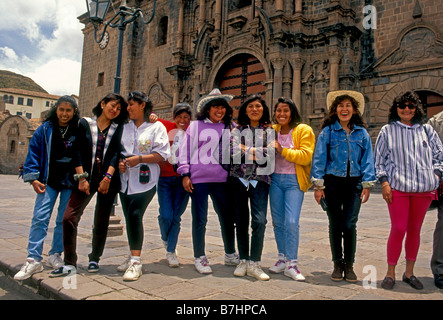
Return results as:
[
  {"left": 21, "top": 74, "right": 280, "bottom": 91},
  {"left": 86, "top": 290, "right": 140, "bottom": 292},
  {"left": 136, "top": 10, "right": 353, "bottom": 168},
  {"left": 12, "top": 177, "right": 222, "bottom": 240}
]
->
[{"left": 311, "top": 90, "right": 375, "bottom": 283}]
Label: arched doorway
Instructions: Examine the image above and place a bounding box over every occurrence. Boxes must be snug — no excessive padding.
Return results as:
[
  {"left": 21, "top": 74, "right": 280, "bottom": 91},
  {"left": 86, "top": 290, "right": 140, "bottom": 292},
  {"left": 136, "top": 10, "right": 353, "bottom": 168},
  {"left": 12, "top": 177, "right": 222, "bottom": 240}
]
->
[
  {"left": 416, "top": 91, "right": 443, "bottom": 118},
  {"left": 215, "top": 54, "right": 266, "bottom": 120}
]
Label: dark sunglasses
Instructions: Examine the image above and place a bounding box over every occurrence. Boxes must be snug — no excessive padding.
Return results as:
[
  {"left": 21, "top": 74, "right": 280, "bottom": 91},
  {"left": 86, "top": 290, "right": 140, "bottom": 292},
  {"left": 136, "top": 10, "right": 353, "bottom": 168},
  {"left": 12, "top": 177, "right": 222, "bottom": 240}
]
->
[{"left": 397, "top": 103, "right": 417, "bottom": 110}]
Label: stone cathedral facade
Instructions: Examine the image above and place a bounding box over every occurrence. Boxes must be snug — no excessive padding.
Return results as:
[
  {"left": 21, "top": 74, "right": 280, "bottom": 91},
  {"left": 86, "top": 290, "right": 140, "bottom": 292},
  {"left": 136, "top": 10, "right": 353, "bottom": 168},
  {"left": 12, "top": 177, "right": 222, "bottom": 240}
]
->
[{"left": 78, "top": 0, "right": 443, "bottom": 139}]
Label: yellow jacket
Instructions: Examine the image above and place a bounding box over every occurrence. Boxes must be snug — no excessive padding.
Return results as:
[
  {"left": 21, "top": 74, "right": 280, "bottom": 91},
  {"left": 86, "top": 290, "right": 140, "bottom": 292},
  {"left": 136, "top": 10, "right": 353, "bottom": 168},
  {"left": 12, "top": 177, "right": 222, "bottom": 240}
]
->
[{"left": 273, "top": 123, "right": 315, "bottom": 192}]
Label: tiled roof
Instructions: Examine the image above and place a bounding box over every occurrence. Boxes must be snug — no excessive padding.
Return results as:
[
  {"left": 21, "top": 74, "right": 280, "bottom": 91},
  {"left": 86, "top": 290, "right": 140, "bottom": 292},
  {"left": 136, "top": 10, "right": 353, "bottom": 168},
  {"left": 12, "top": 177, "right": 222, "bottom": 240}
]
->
[{"left": 0, "top": 88, "right": 60, "bottom": 100}]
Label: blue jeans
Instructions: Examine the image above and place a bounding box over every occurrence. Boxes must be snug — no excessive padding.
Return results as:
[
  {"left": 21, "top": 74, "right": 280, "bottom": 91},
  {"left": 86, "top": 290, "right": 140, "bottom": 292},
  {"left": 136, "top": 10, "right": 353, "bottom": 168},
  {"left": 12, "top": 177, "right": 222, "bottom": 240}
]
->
[
  {"left": 27, "top": 185, "right": 72, "bottom": 261},
  {"left": 157, "top": 176, "right": 190, "bottom": 253},
  {"left": 190, "top": 182, "right": 236, "bottom": 258},
  {"left": 270, "top": 173, "right": 304, "bottom": 261}
]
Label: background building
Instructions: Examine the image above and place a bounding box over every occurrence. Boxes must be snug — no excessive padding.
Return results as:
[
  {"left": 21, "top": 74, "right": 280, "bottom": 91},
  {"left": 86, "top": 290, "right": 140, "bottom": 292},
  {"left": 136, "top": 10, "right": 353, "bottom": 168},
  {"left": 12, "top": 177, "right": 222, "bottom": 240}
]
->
[
  {"left": 1, "top": 88, "right": 60, "bottom": 120},
  {"left": 78, "top": 0, "right": 443, "bottom": 139}
]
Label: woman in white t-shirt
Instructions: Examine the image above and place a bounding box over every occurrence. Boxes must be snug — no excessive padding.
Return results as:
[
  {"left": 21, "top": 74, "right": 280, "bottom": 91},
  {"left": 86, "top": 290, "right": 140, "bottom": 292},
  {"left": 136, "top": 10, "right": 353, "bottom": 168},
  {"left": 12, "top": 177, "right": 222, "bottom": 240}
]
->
[{"left": 117, "top": 91, "right": 170, "bottom": 281}]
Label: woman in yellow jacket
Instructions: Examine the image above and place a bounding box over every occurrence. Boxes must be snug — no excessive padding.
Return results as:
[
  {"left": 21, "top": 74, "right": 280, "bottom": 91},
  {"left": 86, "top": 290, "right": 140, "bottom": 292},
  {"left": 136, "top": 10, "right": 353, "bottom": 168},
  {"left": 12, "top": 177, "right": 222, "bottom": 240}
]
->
[{"left": 269, "top": 97, "right": 315, "bottom": 281}]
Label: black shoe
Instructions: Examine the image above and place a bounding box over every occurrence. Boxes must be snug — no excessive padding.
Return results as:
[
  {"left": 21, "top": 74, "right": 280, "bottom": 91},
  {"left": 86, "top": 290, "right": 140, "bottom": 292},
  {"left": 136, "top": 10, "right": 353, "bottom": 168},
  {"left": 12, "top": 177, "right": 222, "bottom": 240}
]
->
[
  {"left": 402, "top": 273, "right": 423, "bottom": 290},
  {"left": 49, "top": 265, "right": 76, "bottom": 278},
  {"left": 434, "top": 274, "right": 443, "bottom": 289},
  {"left": 88, "top": 261, "right": 99, "bottom": 273},
  {"left": 381, "top": 276, "right": 395, "bottom": 290}
]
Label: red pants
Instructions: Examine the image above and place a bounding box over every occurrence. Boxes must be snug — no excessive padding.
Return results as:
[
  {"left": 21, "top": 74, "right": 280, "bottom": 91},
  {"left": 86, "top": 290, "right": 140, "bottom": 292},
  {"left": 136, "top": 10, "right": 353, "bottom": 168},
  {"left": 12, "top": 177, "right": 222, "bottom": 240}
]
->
[{"left": 386, "top": 190, "right": 436, "bottom": 266}]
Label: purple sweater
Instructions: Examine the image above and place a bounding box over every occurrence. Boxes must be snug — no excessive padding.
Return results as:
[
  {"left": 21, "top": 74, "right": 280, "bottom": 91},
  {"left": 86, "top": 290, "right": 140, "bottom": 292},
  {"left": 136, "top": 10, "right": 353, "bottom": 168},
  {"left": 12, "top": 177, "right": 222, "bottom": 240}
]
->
[{"left": 177, "top": 120, "right": 229, "bottom": 184}]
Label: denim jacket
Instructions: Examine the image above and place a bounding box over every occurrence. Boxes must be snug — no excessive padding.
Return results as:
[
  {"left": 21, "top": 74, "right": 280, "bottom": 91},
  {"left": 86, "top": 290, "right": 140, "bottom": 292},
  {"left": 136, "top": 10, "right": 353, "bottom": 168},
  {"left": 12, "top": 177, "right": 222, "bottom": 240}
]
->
[
  {"left": 23, "top": 121, "right": 53, "bottom": 184},
  {"left": 310, "top": 121, "right": 376, "bottom": 188}
]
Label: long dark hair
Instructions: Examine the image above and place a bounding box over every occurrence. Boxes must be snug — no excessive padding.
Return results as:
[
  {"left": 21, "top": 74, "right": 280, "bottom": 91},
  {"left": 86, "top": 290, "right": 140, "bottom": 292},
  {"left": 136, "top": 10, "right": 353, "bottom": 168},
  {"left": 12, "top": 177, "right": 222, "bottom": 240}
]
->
[
  {"left": 388, "top": 91, "right": 426, "bottom": 125},
  {"left": 237, "top": 94, "right": 271, "bottom": 127},
  {"left": 92, "top": 93, "right": 128, "bottom": 124},
  {"left": 321, "top": 94, "right": 367, "bottom": 129},
  {"left": 196, "top": 98, "right": 233, "bottom": 126},
  {"left": 127, "top": 91, "right": 153, "bottom": 121},
  {"left": 272, "top": 97, "right": 302, "bottom": 128},
  {"left": 44, "top": 95, "right": 80, "bottom": 125}
]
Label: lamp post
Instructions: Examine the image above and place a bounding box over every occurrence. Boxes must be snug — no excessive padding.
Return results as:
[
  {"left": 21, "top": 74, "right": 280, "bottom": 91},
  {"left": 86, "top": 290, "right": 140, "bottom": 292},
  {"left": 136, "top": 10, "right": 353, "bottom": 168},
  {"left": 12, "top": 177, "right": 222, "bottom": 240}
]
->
[{"left": 85, "top": 0, "right": 156, "bottom": 94}]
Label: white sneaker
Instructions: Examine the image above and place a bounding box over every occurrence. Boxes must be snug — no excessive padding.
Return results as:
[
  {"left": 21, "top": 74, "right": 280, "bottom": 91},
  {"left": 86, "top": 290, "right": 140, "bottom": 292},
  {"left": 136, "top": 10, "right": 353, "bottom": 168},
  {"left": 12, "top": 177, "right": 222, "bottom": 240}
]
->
[
  {"left": 247, "top": 261, "right": 270, "bottom": 281},
  {"left": 233, "top": 260, "right": 247, "bottom": 277},
  {"left": 224, "top": 252, "right": 240, "bottom": 266},
  {"left": 123, "top": 260, "right": 142, "bottom": 281},
  {"left": 269, "top": 259, "right": 286, "bottom": 274},
  {"left": 47, "top": 253, "right": 63, "bottom": 269},
  {"left": 166, "top": 252, "right": 179, "bottom": 268},
  {"left": 194, "top": 256, "right": 212, "bottom": 274},
  {"left": 14, "top": 258, "right": 44, "bottom": 280},
  {"left": 117, "top": 255, "right": 131, "bottom": 272},
  {"left": 284, "top": 263, "right": 305, "bottom": 281}
]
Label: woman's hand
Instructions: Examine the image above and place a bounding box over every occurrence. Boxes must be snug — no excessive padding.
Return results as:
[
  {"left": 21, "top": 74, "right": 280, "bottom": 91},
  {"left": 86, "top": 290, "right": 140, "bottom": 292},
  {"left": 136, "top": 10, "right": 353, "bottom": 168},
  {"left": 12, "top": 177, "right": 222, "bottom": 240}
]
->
[
  {"left": 124, "top": 155, "right": 142, "bottom": 168},
  {"left": 269, "top": 140, "right": 283, "bottom": 154},
  {"left": 98, "top": 178, "right": 110, "bottom": 194},
  {"left": 382, "top": 184, "right": 392, "bottom": 204},
  {"left": 32, "top": 180, "right": 46, "bottom": 194},
  {"left": 314, "top": 189, "right": 325, "bottom": 204},
  {"left": 78, "top": 179, "right": 90, "bottom": 196},
  {"left": 119, "top": 160, "right": 126, "bottom": 173},
  {"left": 149, "top": 113, "right": 158, "bottom": 123},
  {"left": 361, "top": 188, "right": 370, "bottom": 204},
  {"left": 182, "top": 176, "right": 193, "bottom": 193}
]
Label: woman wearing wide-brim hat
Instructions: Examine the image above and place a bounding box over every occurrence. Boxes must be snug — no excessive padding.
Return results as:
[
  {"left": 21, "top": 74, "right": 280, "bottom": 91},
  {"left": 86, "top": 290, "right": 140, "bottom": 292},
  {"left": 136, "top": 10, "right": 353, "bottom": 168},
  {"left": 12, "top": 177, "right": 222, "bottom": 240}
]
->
[
  {"left": 176, "top": 88, "right": 239, "bottom": 274},
  {"left": 310, "top": 90, "right": 376, "bottom": 283}
]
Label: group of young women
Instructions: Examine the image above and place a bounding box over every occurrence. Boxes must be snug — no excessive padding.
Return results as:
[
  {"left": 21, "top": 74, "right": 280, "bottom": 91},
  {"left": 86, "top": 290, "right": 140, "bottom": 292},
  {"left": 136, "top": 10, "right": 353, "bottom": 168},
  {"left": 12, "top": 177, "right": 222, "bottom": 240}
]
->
[{"left": 14, "top": 88, "right": 443, "bottom": 290}]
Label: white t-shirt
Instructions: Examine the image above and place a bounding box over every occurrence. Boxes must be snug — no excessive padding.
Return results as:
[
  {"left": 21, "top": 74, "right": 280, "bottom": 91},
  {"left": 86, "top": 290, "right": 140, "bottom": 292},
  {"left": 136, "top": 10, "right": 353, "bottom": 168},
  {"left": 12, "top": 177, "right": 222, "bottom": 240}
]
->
[{"left": 120, "top": 120, "right": 170, "bottom": 195}]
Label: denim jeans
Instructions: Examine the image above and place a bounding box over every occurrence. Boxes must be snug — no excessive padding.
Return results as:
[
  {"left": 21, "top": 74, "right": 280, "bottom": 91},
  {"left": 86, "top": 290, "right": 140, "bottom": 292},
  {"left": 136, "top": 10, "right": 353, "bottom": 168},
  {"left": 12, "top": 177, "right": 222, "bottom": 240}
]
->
[
  {"left": 157, "top": 176, "right": 190, "bottom": 253},
  {"left": 270, "top": 173, "right": 304, "bottom": 261},
  {"left": 27, "top": 185, "right": 72, "bottom": 261},
  {"left": 323, "top": 174, "right": 362, "bottom": 264},
  {"left": 228, "top": 177, "right": 269, "bottom": 262},
  {"left": 190, "top": 182, "right": 236, "bottom": 258}
]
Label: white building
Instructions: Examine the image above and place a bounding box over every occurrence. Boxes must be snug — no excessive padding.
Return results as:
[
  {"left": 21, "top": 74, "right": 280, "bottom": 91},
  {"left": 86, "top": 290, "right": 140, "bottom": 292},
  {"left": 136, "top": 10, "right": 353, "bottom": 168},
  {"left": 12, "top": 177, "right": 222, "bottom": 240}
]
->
[{"left": 1, "top": 88, "right": 61, "bottom": 120}]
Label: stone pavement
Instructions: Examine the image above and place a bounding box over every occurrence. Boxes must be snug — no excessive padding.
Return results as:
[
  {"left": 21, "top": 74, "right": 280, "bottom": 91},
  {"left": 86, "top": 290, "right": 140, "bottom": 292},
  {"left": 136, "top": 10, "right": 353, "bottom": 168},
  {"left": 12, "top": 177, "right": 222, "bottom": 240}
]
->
[{"left": 0, "top": 174, "right": 442, "bottom": 303}]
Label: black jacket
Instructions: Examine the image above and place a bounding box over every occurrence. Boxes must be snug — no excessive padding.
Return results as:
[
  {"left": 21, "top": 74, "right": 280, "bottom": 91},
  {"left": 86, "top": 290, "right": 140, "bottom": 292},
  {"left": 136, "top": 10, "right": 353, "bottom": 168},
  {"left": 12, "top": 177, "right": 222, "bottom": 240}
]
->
[{"left": 73, "top": 117, "right": 123, "bottom": 191}]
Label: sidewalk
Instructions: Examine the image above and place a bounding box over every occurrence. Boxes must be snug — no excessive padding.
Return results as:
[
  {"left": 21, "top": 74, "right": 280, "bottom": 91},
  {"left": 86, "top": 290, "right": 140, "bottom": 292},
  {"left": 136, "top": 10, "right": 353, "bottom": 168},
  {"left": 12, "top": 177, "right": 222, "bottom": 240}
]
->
[{"left": 0, "top": 174, "right": 442, "bottom": 302}]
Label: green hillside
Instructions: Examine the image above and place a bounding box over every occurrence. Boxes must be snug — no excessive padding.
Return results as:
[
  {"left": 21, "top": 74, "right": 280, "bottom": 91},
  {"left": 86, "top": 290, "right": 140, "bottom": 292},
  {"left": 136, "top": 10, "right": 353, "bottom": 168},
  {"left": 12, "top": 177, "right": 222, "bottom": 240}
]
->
[{"left": 0, "top": 70, "right": 48, "bottom": 93}]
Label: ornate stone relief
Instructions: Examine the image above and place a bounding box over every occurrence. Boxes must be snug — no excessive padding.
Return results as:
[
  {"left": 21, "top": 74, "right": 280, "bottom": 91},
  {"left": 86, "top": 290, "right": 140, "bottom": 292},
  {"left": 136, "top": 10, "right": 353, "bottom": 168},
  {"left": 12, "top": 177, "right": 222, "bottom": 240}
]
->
[{"left": 391, "top": 28, "right": 443, "bottom": 65}]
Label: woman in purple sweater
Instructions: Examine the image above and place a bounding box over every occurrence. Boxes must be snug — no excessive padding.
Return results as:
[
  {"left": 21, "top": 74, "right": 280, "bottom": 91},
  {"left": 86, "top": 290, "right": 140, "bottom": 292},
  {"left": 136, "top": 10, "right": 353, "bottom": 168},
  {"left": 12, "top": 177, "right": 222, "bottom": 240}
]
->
[{"left": 177, "top": 89, "right": 238, "bottom": 274}]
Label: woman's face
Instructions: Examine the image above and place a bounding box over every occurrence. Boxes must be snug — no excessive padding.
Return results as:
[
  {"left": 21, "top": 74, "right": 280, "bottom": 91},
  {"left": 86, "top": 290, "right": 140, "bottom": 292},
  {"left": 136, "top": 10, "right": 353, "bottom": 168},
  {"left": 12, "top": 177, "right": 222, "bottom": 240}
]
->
[
  {"left": 335, "top": 99, "right": 356, "bottom": 124},
  {"left": 245, "top": 100, "right": 263, "bottom": 125},
  {"left": 127, "top": 99, "right": 145, "bottom": 121},
  {"left": 174, "top": 111, "right": 191, "bottom": 130},
  {"left": 56, "top": 102, "right": 75, "bottom": 126},
  {"left": 101, "top": 99, "right": 122, "bottom": 121},
  {"left": 208, "top": 105, "right": 226, "bottom": 123},
  {"left": 397, "top": 101, "right": 416, "bottom": 124},
  {"left": 274, "top": 103, "right": 292, "bottom": 127}
]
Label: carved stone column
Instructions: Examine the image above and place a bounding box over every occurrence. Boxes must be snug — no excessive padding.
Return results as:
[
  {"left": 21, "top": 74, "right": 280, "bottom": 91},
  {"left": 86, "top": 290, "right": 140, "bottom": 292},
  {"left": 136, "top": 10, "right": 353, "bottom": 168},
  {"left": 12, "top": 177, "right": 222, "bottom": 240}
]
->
[
  {"left": 329, "top": 49, "right": 342, "bottom": 91},
  {"left": 198, "top": 0, "right": 206, "bottom": 31},
  {"left": 291, "top": 56, "right": 305, "bottom": 113},
  {"left": 177, "top": 0, "right": 185, "bottom": 50},
  {"left": 272, "top": 57, "right": 285, "bottom": 105},
  {"left": 295, "top": 0, "right": 303, "bottom": 13},
  {"left": 276, "top": 0, "right": 284, "bottom": 12}
]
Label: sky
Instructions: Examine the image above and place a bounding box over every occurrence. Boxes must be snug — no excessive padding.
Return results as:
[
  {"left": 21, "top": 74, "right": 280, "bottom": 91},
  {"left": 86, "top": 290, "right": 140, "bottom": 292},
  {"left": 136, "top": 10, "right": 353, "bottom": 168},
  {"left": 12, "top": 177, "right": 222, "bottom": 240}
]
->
[{"left": 0, "top": 0, "right": 86, "bottom": 96}]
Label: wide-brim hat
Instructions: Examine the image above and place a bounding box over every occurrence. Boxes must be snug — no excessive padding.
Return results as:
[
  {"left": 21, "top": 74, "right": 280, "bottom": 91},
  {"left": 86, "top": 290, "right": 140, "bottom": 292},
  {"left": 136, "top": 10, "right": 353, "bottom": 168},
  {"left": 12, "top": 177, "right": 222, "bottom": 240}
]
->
[
  {"left": 195, "top": 88, "right": 234, "bottom": 113},
  {"left": 327, "top": 90, "right": 365, "bottom": 115}
]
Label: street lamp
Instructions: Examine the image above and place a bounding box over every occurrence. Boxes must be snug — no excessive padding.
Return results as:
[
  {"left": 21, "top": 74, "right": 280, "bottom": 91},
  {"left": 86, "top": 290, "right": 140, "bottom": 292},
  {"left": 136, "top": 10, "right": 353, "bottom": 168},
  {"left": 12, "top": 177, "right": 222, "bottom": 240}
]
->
[{"left": 85, "top": 0, "right": 156, "bottom": 94}]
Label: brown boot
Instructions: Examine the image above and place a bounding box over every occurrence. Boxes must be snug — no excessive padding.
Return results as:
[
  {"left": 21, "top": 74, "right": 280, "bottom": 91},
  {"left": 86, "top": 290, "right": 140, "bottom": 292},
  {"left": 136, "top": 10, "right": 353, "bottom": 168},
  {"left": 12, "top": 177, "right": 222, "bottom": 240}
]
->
[
  {"left": 331, "top": 260, "right": 344, "bottom": 281},
  {"left": 344, "top": 262, "right": 357, "bottom": 283}
]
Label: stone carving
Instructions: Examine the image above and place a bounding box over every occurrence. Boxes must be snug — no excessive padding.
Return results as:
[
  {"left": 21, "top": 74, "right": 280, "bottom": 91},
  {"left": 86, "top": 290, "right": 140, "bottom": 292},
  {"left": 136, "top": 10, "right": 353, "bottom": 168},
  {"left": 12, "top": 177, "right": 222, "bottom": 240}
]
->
[
  {"left": 148, "top": 83, "right": 173, "bottom": 107},
  {"left": 391, "top": 28, "right": 443, "bottom": 64}
]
